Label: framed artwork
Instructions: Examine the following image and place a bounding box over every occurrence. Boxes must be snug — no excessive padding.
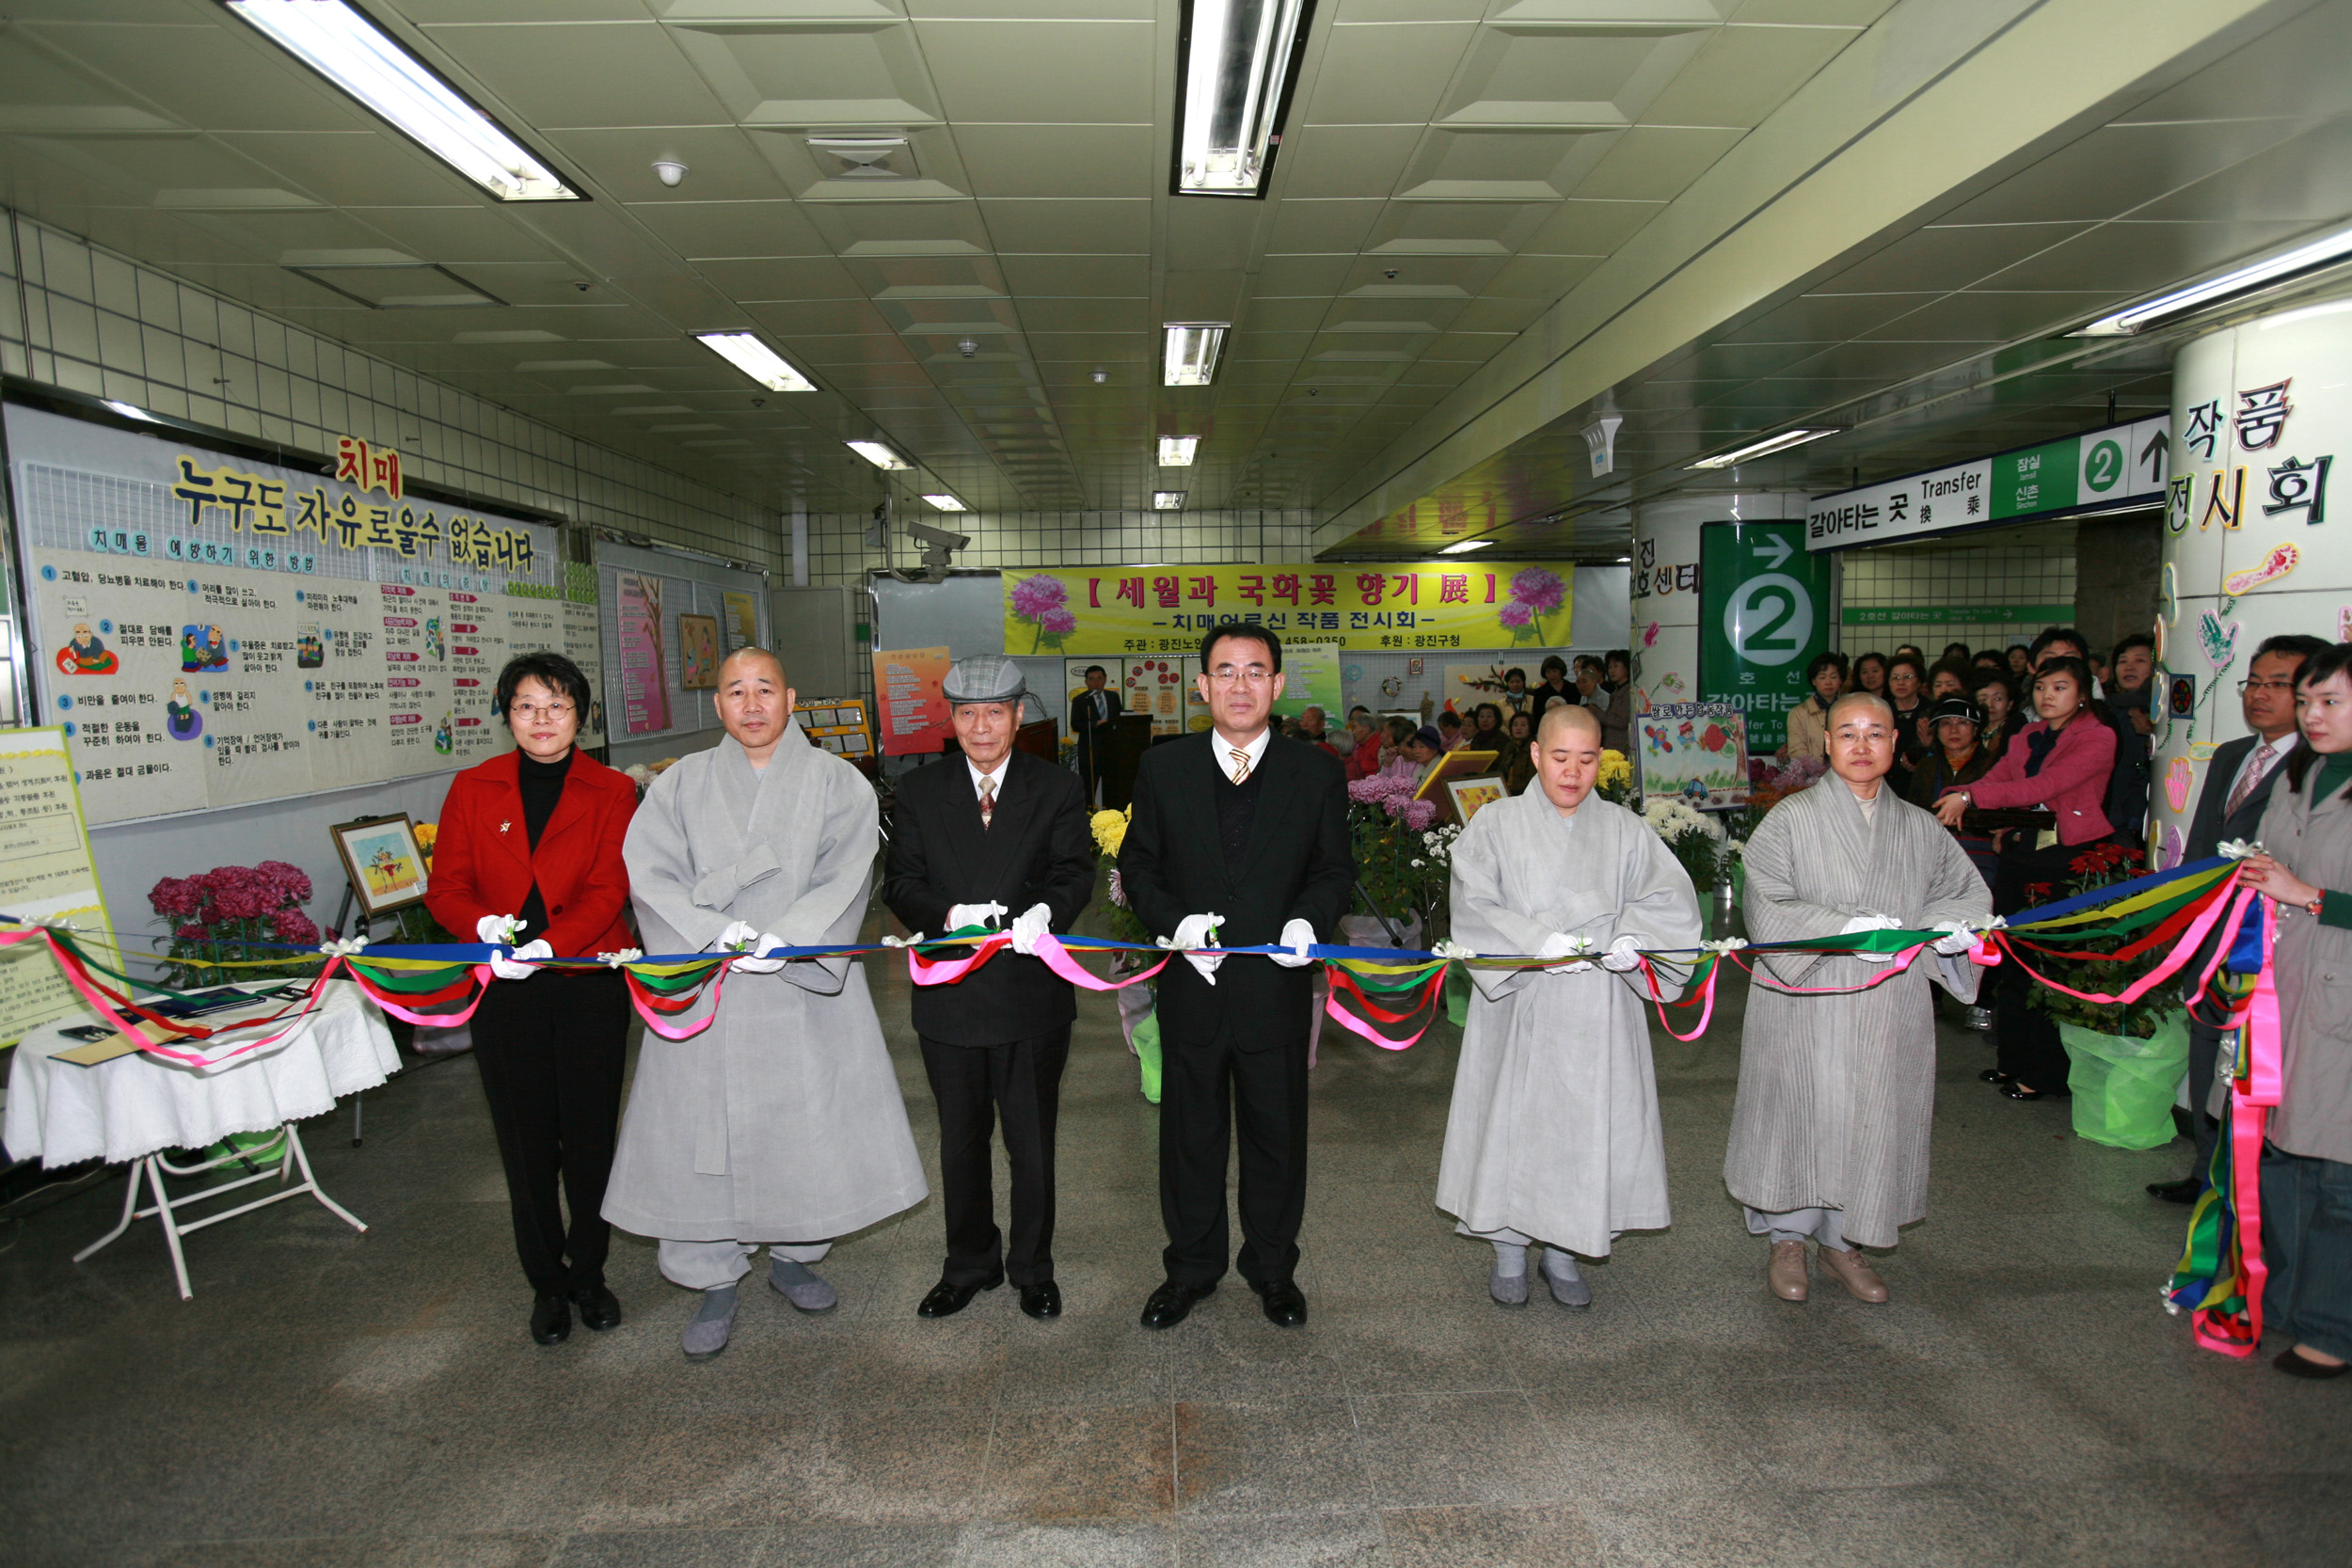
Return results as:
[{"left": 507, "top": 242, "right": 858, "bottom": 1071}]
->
[
  {"left": 1447, "top": 776, "right": 1507, "bottom": 824},
  {"left": 330, "top": 814, "right": 430, "bottom": 917},
  {"left": 678, "top": 613, "right": 721, "bottom": 689}
]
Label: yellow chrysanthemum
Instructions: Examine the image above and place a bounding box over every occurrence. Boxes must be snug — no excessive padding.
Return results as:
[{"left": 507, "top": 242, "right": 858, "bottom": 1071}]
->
[
  {"left": 1597, "top": 751, "right": 1631, "bottom": 788},
  {"left": 1090, "top": 807, "right": 1130, "bottom": 857}
]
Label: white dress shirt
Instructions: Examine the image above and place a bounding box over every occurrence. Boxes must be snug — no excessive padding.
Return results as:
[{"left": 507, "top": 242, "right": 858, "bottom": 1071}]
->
[{"left": 966, "top": 754, "right": 1010, "bottom": 800}]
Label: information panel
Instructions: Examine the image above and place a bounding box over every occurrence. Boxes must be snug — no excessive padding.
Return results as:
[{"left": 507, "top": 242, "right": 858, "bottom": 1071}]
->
[
  {"left": 0, "top": 727, "right": 119, "bottom": 1048},
  {"left": 9, "top": 404, "right": 583, "bottom": 825}
]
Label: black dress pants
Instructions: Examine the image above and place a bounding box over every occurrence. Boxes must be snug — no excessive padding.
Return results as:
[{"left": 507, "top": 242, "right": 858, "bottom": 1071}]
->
[
  {"left": 1159, "top": 1022, "right": 1310, "bottom": 1291},
  {"left": 1993, "top": 837, "right": 2084, "bottom": 1093},
  {"left": 919, "top": 1027, "right": 1070, "bottom": 1288},
  {"left": 470, "top": 967, "right": 628, "bottom": 1295}
]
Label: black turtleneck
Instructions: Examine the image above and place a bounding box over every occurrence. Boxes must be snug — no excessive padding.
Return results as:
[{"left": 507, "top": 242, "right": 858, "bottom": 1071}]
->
[{"left": 514, "top": 748, "right": 572, "bottom": 942}]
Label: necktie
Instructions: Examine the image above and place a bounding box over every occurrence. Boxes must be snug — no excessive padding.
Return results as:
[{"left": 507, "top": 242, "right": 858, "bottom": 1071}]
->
[
  {"left": 1230, "top": 747, "right": 1250, "bottom": 784},
  {"left": 2226, "top": 741, "right": 2274, "bottom": 819},
  {"left": 978, "top": 776, "right": 995, "bottom": 829}
]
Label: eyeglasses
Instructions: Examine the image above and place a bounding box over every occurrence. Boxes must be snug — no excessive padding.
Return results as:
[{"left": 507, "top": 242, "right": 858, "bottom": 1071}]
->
[
  {"left": 2238, "top": 678, "right": 2296, "bottom": 693},
  {"left": 1208, "top": 665, "right": 1274, "bottom": 686},
  {"left": 511, "top": 702, "right": 575, "bottom": 721}
]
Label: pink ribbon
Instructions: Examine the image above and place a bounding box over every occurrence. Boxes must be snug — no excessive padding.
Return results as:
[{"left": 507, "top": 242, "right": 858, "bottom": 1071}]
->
[
  {"left": 906, "top": 934, "right": 1013, "bottom": 987},
  {"left": 1033, "top": 933, "right": 1169, "bottom": 992},
  {"left": 1997, "top": 884, "right": 2253, "bottom": 1008},
  {"left": 2203, "top": 898, "right": 2280, "bottom": 1355},
  {"left": 1638, "top": 958, "right": 1718, "bottom": 1041}
]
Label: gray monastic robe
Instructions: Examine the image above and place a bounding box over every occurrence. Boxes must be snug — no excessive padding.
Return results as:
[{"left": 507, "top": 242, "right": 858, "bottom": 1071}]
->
[
  {"left": 602, "top": 733, "right": 927, "bottom": 1243},
  {"left": 1438, "top": 791, "right": 1702, "bottom": 1256},
  {"left": 1724, "top": 780, "right": 1991, "bottom": 1248}
]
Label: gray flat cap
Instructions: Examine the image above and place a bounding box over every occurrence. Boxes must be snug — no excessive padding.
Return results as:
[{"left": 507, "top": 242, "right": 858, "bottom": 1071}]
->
[{"left": 943, "top": 653, "right": 1026, "bottom": 705}]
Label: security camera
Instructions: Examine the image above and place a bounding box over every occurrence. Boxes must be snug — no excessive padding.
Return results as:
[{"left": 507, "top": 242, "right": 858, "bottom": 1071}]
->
[
  {"left": 958, "top": 339, "right": 979, "bottom": 359},
  {"left": 653, "top": 160, "right": 688, "bottom": 187},
  {"left": 905, "top": 520, "right": 970, "bottom": 552},
  {"left": 1090, "top": 366, "right": 1108, "bottom": 384}
]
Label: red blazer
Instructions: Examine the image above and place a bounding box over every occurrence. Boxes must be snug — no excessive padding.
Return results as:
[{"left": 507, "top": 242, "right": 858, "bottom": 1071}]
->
[
  {"left": 1946, "top": 715, "right": 2116, "bottom": 846},
  {"left": 425, "top": 749, "right": 638, "bottom": 958}
]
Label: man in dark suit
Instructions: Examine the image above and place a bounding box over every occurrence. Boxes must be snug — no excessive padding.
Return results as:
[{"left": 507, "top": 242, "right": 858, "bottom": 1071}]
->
[
  {"left": 883, "top": 655, "right": 1095, "bottom": 1319},
  {"left": 2150, "top": 632, "right": 2329, "bottom": 1204},
  {"left": 1072, "top": 664, "right": 1122, "bottom": 805},
  {"left": 1119, "top": 622, "right": 1354, "bottom": 1329}
]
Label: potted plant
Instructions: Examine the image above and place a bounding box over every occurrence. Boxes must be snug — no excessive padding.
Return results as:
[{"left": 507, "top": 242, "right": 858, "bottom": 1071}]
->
[{"left": 148, "top": 862, "right": 322, "bottom": 990}]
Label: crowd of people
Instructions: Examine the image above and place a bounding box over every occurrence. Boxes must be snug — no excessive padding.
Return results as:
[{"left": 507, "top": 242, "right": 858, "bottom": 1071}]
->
[{"left": 417, "top": 614, "right": 2349, "bottom": 1384}]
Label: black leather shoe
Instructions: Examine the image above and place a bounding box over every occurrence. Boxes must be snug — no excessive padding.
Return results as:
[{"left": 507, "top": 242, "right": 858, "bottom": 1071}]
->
[
  {"left": 2147, "top": 1178, "right": 2201, "bottom": 1205},
  {"left": 530, "top": 1292, "right": 571, "bottom": 1346},
  {"left": 1019, "top": 1281, "right": 1062, "bottom": 1320},
  {"left": 2275, "top": 1346, "right": 2351, "bottom": 1380},
  {"left": 1139, "top": 1279, "right": 1215, "bottom": 1330},
  {"left": 1253, "top": 1279, "right": 1308, "bottom": 1328},
  {"left": 570, "top": 1283, "right": 622, "bottom": 1331},
  {"left": 916, "top": 1274, "right": 1003, "bottom": 1319},
  {"left": 1979, "top": 1069, "right": 2010, "bottom": 1084}
]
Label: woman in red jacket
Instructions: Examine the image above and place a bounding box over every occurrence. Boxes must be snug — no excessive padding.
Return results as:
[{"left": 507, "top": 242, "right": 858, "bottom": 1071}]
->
[
  {"left": 426, "top": 652, "right": 638, "bottom": 1347},
  {"left": 1933, "top": 656, "right": 2117, "bottom": 1102}
]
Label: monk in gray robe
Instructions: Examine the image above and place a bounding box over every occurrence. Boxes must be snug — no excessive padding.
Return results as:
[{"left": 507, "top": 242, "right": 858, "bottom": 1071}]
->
[
  {"left": 1440, "top": 704, "right": 1701, "bottom": 1308},
  {"left": 1725, "top": 690, "right": 1990, "bottom": 1304},
  {"left": 606, "top": 648, "right": 927, "bottom": 1359}
]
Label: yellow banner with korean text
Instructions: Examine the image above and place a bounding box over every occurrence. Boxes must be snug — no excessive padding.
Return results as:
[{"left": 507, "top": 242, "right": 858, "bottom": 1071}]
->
[{"left": 1002, "top": 562, "right": 1572, "bottom": 657}]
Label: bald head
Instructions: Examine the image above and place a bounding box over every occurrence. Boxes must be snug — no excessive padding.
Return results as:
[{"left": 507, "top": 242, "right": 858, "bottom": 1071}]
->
[
  {"left": 716, "top": 646, "right": 794, "bottom": 764},
  {"left": 719, "top": 646, "right": 787, "bottom": 687},
  {"left": 1536, "top": 702, "right": 1601, "bottom": 746},
  {"left": 1826, "top": 689, "right": 1894, "bottom": 730}
]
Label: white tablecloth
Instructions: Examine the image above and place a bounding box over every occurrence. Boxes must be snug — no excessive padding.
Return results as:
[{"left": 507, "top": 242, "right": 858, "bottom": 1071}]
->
[{"left": 3, "top": 981, "right": 399, "bottom": 1166}]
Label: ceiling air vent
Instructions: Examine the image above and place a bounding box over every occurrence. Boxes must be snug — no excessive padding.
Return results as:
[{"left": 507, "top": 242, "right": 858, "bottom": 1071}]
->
[{"left": 806, "top": 137, "right": 912, "bottom": 180}]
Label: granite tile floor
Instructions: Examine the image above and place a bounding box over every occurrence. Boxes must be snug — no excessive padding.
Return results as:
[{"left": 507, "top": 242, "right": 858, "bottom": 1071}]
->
[{"left": 4, "top": 909, "right": 2349, "bottom": 1567}]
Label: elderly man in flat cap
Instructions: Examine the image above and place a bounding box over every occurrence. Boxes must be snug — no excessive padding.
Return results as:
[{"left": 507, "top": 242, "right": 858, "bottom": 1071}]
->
[{"left": 882, "top": 655, "right": 1095, "bottom": 1320}]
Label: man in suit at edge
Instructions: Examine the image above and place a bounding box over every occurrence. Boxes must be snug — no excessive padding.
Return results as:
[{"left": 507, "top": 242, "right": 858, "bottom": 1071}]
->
[
  {"left": 1119, "top": 621, "right": 1355, "bottom": 1329},
  {"left": 2149, "top": 632, "right": 2330, "bottom": 1204},
  {"left": 1073, "top": 664, "right": 1123, "bottom": 806},
  {"left": 883, "top": 655, "right": 1096, "bottom": 1319}
]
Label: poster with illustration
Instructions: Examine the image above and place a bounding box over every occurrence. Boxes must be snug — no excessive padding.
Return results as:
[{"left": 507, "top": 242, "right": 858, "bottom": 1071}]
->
[
  {"left": 1123, "top": 657, "right": 1188, "bottom": 736},
  {"left": 679, "top": 612, "right": 720, "bottom": 689},
  {"left": 180, "top": 625, "right": 228, "bottom": 672},
  {"left": 1634, "top": 702, "right": 1749, "bottom": 810},
  {"left": 617, "top": 572, "right": 669, "bottom": 736},
  {"left": 56, "top": 620, "right": 118, "bottom": 674},
  {"left": 722, "top": 590, "right": 758, "bottom": 654},
  {"left": 330, "top": 813, "right": 429, "bottom": 916}
]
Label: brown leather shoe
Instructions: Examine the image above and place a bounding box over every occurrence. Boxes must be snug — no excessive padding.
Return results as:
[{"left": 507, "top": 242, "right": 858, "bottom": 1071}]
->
[
  {"left": 1820, "top": 1245, "right": 1889, "bottom": 1303},
  {"left": 1768, "top": 1240, "right": 1808, "bottom": 1302}
]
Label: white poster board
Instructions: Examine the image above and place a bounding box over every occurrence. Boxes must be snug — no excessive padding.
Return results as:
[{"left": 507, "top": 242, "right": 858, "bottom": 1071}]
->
[{"left": 0, "top": 726, "right": 119, "bottom": 1047}]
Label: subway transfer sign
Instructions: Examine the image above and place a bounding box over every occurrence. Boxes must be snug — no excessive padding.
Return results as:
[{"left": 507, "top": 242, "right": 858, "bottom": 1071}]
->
[{"left": 1804, "top": 417, "right": 2169, "bottom": 550}]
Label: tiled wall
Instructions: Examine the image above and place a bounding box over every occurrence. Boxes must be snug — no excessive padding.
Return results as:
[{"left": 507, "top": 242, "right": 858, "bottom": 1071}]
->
[
  {"left": 802, "top": 507, "right": 1318, "bottom": 587},
  {"left": 1836, "top": 531, "right": 2078, "bottom": 663},
  {"left": 0, "top": 211, "right": 780, "bottom": 570}
]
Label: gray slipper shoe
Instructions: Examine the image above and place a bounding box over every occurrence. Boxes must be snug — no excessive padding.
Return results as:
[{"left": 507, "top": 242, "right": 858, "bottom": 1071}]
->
[
  {"left": 682, "top": 1284, "right": 739, "bottom": 1361},
  {"left": 1489, "top": 1266, "right": 1530, "bottom": 1307},
  {"left": 1541, "top": 1252, "right": 1592, "bottom": 1309},
  {"left": 769, "top": 1256, "right": 838, "bottom": 1315}
]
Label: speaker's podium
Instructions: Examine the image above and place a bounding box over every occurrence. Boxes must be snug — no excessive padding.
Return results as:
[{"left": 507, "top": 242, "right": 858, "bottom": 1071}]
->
[{"left": 1099, "top": 713, "right": 1155, "bottom": 811}]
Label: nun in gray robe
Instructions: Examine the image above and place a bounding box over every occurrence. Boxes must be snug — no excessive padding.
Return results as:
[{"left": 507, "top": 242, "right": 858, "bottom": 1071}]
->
[
  {"left": 1439, "top": 785, "right": 1701, "bottom": 1303},
  {"left": 1724, "top": 770, "right": 1989, "bottom": 1280},
  {"left": 604, "top": 729, "right": 927, "bottom": 1291}
]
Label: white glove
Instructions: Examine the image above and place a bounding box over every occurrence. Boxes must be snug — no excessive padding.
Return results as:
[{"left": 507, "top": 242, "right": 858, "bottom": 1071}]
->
[
  {"left": 1009, "top": 902, "right": 1052, "bottom": 957},
  {"left": 948, "top": 901, "right": 1009, "bottom": 931},
  {"left": 1931, "top": 920, "right": 1979, "bottom": 956},
  {"left": 711, "top": 919, "right": 762, "bottom": 954},
  {"left": 1271, "top": 918, "right": 1316, "bottom": 968},
  {"left": 1839, "top": 912, "right": 1899, "bottom": 964},
  {"left": 1537, "top": 931, "right": 1591, "bottom": 975},
  {"left": 487, "top": 937, "right": 550, "bottom": 980},
  {"left": 1600, "top": 935, "right": 1644, "bottom": 973},
  {"left": 730, "top": 932, "right": 789, "bottom": 974},
  {"left": 476, "top": 913, "right": 522, "bottom": 947},
  {"left": 1168, "top": 911, "right": 1225, "bottom": 984}
]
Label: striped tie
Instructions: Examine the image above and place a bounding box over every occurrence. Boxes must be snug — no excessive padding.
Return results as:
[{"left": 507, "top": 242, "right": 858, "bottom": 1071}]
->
[
  {"left": 979, "top": 776, "right": 995, "bottom": 829},
  {"left": 2226, "top": 740, "right": 2274, "bottom": 819},
  {"left": 1230, "top": 747, "right": 1250, "bottom": 784}
]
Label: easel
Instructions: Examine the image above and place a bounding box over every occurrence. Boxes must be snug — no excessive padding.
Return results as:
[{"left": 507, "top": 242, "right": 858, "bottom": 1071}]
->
[{"left": 328, "top": 814, "right": 409, "bottom": 1148}]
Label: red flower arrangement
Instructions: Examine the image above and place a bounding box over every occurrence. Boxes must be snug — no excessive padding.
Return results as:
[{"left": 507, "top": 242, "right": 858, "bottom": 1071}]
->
[{"left": 149, "top": 861, "right": 322, "bottom": 988}]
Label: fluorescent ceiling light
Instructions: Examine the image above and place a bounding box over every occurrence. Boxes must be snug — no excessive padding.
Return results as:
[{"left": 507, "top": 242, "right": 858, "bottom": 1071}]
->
[
  {"left": 2080, "top": 222, "right": 2352, "bottom": 336},
  {"left": 1152, "top": 491, "right": 1186, "bottom": 510},
  {"left": 847, "top": 440, "right": 910, "bottom": 470},
  {"left": 1163, "top": 324, "right": 1228, "bottom": 387},
  {"left": 1158, "top": 436, "right": 1200, "bottom": 466},
  {"left": 694, "top": 331, "right": 814, "bottom": 393},
  {"left": 1174, "top": 0, "right": 1311, "bottom": 197},
  {"left": 1687, "top": 428, "right": 1838, "bottom": 470},
  {"left": 103, "top": 400, "right": 154, "bottom": 422},
  {"left": 1437, "top": 539, "right": 1491, "bottom": 554},
  {"left": 920, "top": 494, "right": 967, "bottom": 512},
  {"left": 224, "top": 1, "right": 578, "bottom": 202}
]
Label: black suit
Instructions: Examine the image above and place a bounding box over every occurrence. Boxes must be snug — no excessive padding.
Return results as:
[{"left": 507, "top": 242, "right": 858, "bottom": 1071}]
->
[
  {"left": 882, "top": 748, "right": 1095, "bottom": 1287},
  {"left": 1118, "top": 731, "right": 1354, "bottom": 1290},
  {"left": 1072, "top": 686, "right": 1122, "bottom": 802},
  {"left": 2178, "top": 732, "right": 2298, "bottom": 1175}
]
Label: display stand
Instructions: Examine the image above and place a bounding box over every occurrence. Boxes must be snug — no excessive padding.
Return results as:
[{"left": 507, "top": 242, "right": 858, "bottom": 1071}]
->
[
  {"left": 72, "top": 1122, "right": 367, "bottom": 1301},
  {"left": 329, "top": 818, "right": 408, "bottom": 1148}
]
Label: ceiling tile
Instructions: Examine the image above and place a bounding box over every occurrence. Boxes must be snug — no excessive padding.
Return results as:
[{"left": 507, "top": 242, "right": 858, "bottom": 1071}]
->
[
  {"left": 1637, "top": 22, "right": 1860, "bottom": 128},
  {"left": 1274, "top": 126, "right": 1421, "bottom": 199},
  {"left": 1308, "top": 24, "right": 1479, "bottom": 125},
  {"left": 542, "top": 128, "right": 796, "bottom": 205},
  {"left": 954, "top": 124, "right": 1153, "bottom": 198},
  {"left": 662, "top": 17, "right": 940, "bottom": 127},
  {"left": 1570, "top": 125, "right": 1743, "bottom": 201},
  {"left": 1978, "top": 218, "right": 2318, "bottom": 294},
  {"left": 419, "top": 22, "right": 734, "bottom": 128},
  {"left": 628, "top": 200, "right": 833, "bottom": 259},
  {"left": 978, "top": 198, "right": 1149, "bottom": 252},
  {"left": 915, "top": 20, "right": 1152, "bottom": 123}
]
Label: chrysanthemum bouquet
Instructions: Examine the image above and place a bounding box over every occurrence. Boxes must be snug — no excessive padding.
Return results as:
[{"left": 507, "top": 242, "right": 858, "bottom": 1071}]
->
[{"left": 149, "top": 861, "right": 323, "bottom": 988}]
